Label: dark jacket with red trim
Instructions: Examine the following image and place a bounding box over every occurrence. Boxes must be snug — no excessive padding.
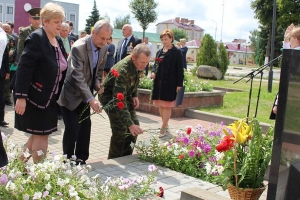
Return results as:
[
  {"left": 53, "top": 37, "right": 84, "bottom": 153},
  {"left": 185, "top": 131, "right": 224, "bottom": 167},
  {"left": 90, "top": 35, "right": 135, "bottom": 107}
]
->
[{"left": 14, "top": 28, "right": 67, "bottom": 109}]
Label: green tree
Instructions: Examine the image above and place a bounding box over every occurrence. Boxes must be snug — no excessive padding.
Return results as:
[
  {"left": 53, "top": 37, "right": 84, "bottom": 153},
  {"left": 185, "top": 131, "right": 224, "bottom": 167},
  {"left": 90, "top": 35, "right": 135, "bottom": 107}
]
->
[
  {"left": 218, "top": 43, "right": 229, "bottom": 79},
  {"left": 196, "top": 34, "right": 218, "bottom": 67},
  {"left": 172, "top": 28, "right": 188, "bottom": 42},
  {"left": 129, "top": 0, "right": 158, "bottom": 39},
  {"left": 113, "top": 14, "right": 131, "bottom": 29},
  {"left": 85, "top": 0, "right": 103, "bottom": 34}
]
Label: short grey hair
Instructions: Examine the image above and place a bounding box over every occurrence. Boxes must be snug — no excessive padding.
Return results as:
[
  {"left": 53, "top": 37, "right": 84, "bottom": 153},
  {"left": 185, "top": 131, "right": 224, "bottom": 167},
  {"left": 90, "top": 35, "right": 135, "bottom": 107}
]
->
[
  {"left": 132, "top": 44, "right": 151, "bottom": 58},
  {"left": 94, "top": 19, "right": 113, "bottom": 34},
  {"left": 61, "top": 22, "right": 69, "bottom": 29}
]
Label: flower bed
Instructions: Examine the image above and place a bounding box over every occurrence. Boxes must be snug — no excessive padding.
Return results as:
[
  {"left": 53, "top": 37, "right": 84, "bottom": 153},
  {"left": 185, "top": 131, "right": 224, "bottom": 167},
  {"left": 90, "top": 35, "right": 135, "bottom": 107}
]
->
[{"left": 0, "top": 135, "right": 161, "bottom": 200}]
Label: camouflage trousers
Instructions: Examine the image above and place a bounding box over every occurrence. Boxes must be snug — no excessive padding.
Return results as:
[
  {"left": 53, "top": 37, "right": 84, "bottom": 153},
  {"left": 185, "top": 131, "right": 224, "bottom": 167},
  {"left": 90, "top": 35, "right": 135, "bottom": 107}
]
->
[
  {"left": 106, "top": 107, "right": 139, "bottom": 159},
  {"left": 4, "top": 79, "right": 11, "bottom": 102}
]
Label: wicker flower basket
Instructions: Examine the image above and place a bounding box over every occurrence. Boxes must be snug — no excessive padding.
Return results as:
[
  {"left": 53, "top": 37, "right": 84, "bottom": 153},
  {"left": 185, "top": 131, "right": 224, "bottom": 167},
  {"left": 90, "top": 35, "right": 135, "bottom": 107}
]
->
[{"left": 227, "top": 183, "right": 266, "bottom": 200}]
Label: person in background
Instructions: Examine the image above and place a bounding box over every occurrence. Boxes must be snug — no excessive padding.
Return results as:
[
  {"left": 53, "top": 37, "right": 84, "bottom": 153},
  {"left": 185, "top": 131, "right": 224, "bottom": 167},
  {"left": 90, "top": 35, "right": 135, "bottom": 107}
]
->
[
  {"left": 143, "top": 37, "right": 153, "bottom": 76},
  {"left": 103, "top": 36, "right": 115, "bottom": 78},
  {"left": 0, "top": 26, "right": 9, "bottom": 127},
  {"left": 59, "top": 22, "right": 76, "bottom": 54},
  {"left": 100, "top": 44, "right": 150, "bottom": 159},
  {"left": 2, "top": 24, "right": 15, "bottom": 106},
  {"left": 270, "top": 23, "right": 300, "bottom": 119},
  {"left": 57, "top": 19, "right": 112, "bottom": 165},
  {"left": 150, "top": 29, "right": 184, "bottom": 137},
  {"left": 7, "top": 22, "right": 18, "bottom": 91},
  {"left": 17, "top": 8, "right": 41, "bottom": 60},
  {"left": 180, "top": 38, "right": 188, "bottom": 70},
  {"left": 114, "top": 24, "right": 142, "bottom": 64},
  {"left": 65, "top": 20, "right": 78, "bottom": 41},
  {"left": 14, "top": 3, "right": 67, "bottom": 163},
  {"left": 80, "top": 30, "right": 87, "bottom": 38}
]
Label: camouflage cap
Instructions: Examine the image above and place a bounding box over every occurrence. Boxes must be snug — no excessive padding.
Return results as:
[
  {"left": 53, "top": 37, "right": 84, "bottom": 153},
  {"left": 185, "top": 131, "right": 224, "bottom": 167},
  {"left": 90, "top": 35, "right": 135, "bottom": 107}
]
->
[{"left": 27, "top": 8, "right": 41, "bottom": 18}]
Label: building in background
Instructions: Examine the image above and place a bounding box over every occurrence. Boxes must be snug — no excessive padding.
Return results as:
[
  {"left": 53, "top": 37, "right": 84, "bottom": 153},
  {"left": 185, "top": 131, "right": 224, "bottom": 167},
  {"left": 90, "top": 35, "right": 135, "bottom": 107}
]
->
[
  {"left": 0, "top": 0, "right": 79, "bottom": 34},
  {"left": 226, "top": 42, "right": 254, "bottom": 65},
  {"left": 156, "top": 17, "right": 204, "bottom": 41}
]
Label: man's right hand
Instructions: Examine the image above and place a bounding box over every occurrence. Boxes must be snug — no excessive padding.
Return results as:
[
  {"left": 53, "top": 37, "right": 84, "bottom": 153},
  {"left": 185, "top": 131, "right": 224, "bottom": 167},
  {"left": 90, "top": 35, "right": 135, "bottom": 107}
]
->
[
  {"left": 128, "top": 125, "right": 143, "bottom": 136},
  {"left": 89, "top": 98, "right": 102, "bottom": 113}
]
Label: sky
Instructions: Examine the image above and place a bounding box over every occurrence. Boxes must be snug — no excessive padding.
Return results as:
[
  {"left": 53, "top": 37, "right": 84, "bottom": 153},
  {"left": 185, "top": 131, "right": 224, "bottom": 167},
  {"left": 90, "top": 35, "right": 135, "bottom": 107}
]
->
[{"left": 58, "top": 0, "right": 259, "bottom": 43}]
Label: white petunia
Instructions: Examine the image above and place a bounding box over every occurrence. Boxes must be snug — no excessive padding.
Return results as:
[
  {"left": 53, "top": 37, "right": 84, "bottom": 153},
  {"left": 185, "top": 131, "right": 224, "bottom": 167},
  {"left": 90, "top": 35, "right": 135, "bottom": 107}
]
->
[
  {"left": 37, "top": 150, "right": 44, "bottom": 156},
  {"left": 32, "top": 192, "right": 42, "bottom": 199},
  {"left": 205, "top": 163, "right": 212, "bottom": 174},
  {"left": 130, "top": 142, "right": 135, "bottom": 149},
  {"left": 44, "top": 174, "right": 50, "bottom": 181},
  {"left": 45, "top": 182, "right": 52, "bottom": 191},
  {"left": 23, "top": 148, "right": 31, "bottom": 158}
]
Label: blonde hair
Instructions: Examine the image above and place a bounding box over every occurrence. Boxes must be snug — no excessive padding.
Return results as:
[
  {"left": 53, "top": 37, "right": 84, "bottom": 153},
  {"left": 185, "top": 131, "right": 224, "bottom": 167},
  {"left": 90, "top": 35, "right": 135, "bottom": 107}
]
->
[
  {"left": 291, "top": 26, "right": 300, "bottom": 41},
  {"left": 180, "top": 38, "right": 186, "bottom": 44},
  {"left": 160, "top": 29, "right": 174, "bottom": 42},
  {"left": 40, "top": 3, "right": 65, "bottom": 22}
]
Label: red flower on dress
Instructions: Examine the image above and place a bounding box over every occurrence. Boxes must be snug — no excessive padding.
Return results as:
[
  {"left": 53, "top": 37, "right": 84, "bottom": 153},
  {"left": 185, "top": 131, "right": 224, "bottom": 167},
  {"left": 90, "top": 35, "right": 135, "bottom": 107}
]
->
[
  {"left": 111, "top": 69, "right": 119, "bottom": 78},
  {"left": 155, "top": 58, "right": 163, "bottom": 63},
  {"left": 157, "top": 186, "right": 164, "bottom": 197},
  {"left": 178, "top": 154, "right": 185, "bottom": 160},
  {"left": 117, "top": 102, "right": 125, "bottom": 109},
  {"left": 116, "top": 93, "right": 124, "bottom": 101},
  {"left": 186, "top": 127, "right": 192, "bottom": 135}
]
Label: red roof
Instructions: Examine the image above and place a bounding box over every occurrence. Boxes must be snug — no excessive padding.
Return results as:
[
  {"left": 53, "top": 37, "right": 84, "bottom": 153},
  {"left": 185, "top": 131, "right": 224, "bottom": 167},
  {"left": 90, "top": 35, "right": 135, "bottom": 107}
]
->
[
  {"left": 157, "top": 19, "right": 204, "bottom": 31},
  {"left": 186, "top": 39, "right": 201, "bottom": 47},
  {"left": 226, "top": 43, "right": 253, "bottom": 53}
]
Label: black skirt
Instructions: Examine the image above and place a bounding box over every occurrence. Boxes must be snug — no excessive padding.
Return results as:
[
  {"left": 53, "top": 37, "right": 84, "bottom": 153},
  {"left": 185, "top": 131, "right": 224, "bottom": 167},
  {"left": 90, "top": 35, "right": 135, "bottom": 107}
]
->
[{"left": 15, "top": 98, "right": 58, "bottom": 135}]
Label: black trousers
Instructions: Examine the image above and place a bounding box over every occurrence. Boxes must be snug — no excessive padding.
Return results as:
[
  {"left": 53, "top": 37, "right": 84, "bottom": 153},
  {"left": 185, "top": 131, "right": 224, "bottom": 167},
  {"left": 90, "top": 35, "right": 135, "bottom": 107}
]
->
[
  {"left": 61, "top": 103, "right": 91, "bottom": 161},
  {"left": 0, "top": 78, "right": 5, "bottom": 121}
]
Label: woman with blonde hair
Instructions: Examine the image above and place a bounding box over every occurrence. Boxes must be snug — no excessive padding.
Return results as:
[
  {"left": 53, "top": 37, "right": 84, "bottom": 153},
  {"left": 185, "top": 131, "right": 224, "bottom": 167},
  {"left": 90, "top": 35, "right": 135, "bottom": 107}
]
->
[
  {"left": 150, "top": 29, "right": 184, "bottom": 137},
  {"left": 14, "top": 2, "right": 67, "bottom": 163}
]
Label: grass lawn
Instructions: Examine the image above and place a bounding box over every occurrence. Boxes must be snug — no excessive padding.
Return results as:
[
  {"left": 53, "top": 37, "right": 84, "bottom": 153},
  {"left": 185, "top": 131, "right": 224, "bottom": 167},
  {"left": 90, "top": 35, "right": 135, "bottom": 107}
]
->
[{"left": 193, "top": 76, "right": 279, "bottom": 124}]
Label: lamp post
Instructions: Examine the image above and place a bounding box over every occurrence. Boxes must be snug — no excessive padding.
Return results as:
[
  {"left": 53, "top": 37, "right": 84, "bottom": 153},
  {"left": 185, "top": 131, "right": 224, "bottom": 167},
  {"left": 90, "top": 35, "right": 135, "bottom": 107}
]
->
[
  {"left": 220, "top": 0, "right": 225, "bottom": 42},
  {"left": 244, "top": 42, "right": 250, "bottom": 65},
  {"left": 212, "top": 20, "right": 217, "bottom": 41},
  {"left": 255, "top": 28, "right": 261, "bottom": 65}
]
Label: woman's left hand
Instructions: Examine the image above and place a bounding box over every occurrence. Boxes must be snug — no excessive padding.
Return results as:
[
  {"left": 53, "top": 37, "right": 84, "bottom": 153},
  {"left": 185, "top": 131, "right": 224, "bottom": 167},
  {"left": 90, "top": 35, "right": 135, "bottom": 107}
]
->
[
  {"left": 15, "top": 98, "right": 26, "bottom": 115},
  {"left": 132, "top": 97, "right": 140, "bottom": 109},
  {"left": 176, "top": 87, "right": 181, "bottom": 92}
]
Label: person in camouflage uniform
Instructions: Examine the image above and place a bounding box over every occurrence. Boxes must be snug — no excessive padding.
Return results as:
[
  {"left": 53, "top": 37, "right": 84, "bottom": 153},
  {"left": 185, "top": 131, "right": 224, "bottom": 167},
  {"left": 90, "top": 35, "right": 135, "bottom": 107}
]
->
[
  {"left": 1, "top": 24, "right": 15, "bottom": 106},
  {"left": 100, "top": 44, "right": 151, "bottom": 159}
]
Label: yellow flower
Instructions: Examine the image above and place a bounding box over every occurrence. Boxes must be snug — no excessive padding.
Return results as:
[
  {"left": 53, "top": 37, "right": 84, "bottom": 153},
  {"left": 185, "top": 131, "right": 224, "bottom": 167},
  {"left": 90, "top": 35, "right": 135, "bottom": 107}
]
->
[{"left": 225, "top": 119, "right": 253, "bottom": 144}]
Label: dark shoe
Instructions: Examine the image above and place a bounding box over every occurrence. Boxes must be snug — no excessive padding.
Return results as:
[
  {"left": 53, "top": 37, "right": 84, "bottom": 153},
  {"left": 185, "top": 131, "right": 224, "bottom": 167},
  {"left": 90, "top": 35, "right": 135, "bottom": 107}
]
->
[
  {"left": 5, "top": 100, "right": 13, "bottom": 106},
  {"left": 0, "top": 121, "right": 9, "bottom": 127},
  {"left": 75, "top": 159, "right": 86, "bottom": 165},
  {"left": 57, "top": 115, "right": 63, "bottom": 120}
]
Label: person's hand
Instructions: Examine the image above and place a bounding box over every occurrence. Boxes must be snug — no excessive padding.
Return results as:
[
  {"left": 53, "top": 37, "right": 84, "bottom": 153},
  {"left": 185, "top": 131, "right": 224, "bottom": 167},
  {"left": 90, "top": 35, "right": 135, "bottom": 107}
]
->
[
  {"left": 14, "top": 62, "right": 18, "bottom": 66},
  {"left": 5, "top": 73, "right": 9, "bottom": 80},
  {"left": 128, "top": 124, "right": 143, "bottom": 136},
  {"left": 95, "top": 83, "right": 104, "bottom": 94},
  {"left": 15, "top": 98, "right": 26, "bottom": 115},
  {"left": 9, "top": 50, "right": 13, "bottom": 56},
  {"left": 273, "top": 105, "right": 277, "bottom": 115},
  {"left": 150, "top": 72, "right": 155, "bottom": 79},
  {"left": 176, "top": 86, "right": 182, "bottom": 92},
  {"left": 89, "top": 98, "right": 102, "bottom": 113},
  {"left": 284, "top": 24, "right": 294, "bottom": 42},
  {"left": 132, "top": 97, "right": 139, "bottom": 109}
]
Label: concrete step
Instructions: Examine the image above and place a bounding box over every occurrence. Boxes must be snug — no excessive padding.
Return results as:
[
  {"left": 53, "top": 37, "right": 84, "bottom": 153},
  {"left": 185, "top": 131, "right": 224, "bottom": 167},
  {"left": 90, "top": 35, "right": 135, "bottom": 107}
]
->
[{"left": 180, "top": 187, "right": 229, "bottom": 200}]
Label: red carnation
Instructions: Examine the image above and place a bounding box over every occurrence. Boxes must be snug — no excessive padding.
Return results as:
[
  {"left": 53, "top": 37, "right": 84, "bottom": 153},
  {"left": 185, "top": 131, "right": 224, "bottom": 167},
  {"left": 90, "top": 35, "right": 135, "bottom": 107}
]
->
[
  {"left": 186, "top": 127, "right": 192, "bottom": 135},
  {"left": 157, "top": 186, "right": 164, "bottom": 197},
  {"left": 111, "top": 69, "right": 119, "bottom": 78},
  {"left": 216, "top": 136, "right": 234, "bottom": 152},
  {"left": 116, "top": 93, "right": 124, "bottom": 101},
  {"left": 155, "top": 58, "right": 163, "bottom": 63},
  {"left": 117, "top": 102, "right": 125, "bottom": 109},
  {"left": 178, "top": 154, "right": 185, "bottom": 160}
]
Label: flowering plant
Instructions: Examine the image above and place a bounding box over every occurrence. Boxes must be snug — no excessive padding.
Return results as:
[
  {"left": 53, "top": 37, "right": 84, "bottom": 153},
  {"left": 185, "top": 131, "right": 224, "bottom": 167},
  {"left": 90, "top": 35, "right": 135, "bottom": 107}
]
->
[
  {"left": 214, "top": 118, "right": 274, "bottom": 190},
  {"left": 79, "top": 69, "right": 120, "bottom": 123},
  {"left": 134, "top": 123, "right": 225, "bottom": 183},
  {"left": 0, "top": 134, "right": 161, "bottom": 199}
]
